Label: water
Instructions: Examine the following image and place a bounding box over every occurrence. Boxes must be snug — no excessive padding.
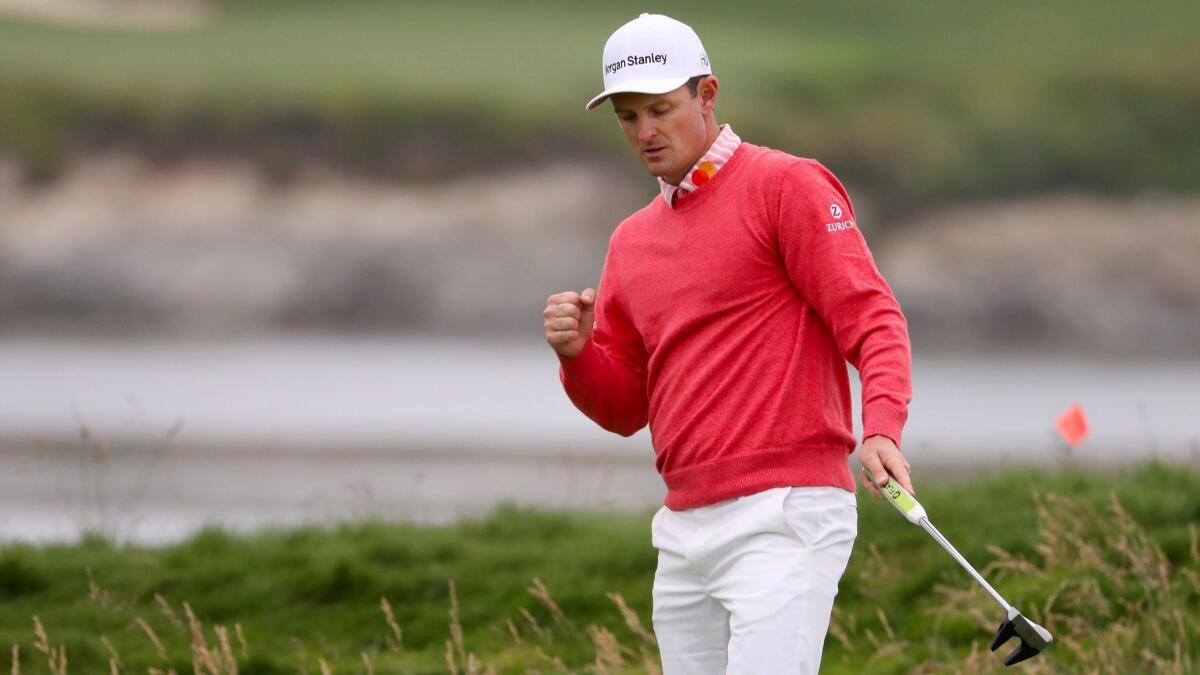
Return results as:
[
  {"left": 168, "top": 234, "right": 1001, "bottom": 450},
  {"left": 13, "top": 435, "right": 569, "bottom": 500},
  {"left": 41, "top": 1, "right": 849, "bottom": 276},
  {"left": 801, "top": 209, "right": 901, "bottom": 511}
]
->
[{"left": 2, "top": 337, "right": 1197, "bottom": 543}]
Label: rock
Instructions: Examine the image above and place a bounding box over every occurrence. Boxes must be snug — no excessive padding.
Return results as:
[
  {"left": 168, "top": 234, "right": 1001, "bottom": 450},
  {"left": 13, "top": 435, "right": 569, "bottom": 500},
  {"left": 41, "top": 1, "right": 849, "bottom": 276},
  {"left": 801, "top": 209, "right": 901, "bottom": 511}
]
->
[{"left": 880, "top": 194, "right": 1200, "bottom": 357}]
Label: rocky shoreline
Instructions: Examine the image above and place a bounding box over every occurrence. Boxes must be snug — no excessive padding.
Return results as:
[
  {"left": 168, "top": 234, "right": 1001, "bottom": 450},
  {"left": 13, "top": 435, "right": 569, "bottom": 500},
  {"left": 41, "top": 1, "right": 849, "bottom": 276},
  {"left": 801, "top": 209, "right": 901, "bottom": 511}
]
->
[{"left": 1, "top": 154, "right": 1196, "bottom": 356}]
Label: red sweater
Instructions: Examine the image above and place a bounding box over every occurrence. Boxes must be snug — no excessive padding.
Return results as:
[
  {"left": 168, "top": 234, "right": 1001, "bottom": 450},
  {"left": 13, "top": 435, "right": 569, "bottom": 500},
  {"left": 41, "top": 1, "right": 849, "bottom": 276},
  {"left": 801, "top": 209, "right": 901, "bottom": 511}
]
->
[{"left": 558, "top": 142, "right": 911, "bottom": 510}]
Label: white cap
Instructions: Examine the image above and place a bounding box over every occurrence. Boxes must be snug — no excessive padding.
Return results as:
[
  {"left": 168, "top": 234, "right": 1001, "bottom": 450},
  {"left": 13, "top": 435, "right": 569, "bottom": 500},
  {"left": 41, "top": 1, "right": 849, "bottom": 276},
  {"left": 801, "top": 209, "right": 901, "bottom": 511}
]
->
[{"left": 585, "top": 13, "right": 711, "bottom": 111}]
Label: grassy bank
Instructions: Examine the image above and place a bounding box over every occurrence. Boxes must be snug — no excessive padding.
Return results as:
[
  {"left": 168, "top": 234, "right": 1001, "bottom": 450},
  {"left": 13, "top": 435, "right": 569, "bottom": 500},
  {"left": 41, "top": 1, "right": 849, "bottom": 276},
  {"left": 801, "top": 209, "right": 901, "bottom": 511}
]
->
[
  {"left": 0, "top": 462, "right": 1197, "bottom": 673},
  {"left": 1, "top": 1, "right": 1198, "bottom": 214}
]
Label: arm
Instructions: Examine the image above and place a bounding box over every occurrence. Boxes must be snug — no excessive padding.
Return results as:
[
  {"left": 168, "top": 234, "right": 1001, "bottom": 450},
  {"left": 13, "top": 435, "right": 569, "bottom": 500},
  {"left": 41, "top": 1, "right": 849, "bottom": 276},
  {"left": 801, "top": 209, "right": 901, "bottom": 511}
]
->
[
  {"left": 546, "top": 244, "right": 649, "bottom": 437},
  {"left": 774, "top": 161, "right": 914, "bottom": 483}
]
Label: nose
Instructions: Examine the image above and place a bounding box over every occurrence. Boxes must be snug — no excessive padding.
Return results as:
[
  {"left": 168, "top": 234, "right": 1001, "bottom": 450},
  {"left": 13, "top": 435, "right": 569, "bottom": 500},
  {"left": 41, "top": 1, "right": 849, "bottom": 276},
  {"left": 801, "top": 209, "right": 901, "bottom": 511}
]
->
[{"left": 637, "top": 122, "right": 658, "bottom": 144}]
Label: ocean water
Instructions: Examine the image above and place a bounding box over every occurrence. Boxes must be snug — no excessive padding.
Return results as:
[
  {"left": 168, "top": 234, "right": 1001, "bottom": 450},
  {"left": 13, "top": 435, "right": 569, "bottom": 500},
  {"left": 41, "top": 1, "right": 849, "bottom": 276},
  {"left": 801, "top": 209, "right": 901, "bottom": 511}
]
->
[{"left": 1, "top": 337, "right": 1196, "bottom": 542}]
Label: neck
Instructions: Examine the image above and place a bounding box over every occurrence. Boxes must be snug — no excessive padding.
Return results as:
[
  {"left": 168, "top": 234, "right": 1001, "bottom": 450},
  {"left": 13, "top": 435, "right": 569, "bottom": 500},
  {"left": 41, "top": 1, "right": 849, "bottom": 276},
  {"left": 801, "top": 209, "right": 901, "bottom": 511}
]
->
[{"left": 664, "top": 120, "right": 722, "bottom": 186}]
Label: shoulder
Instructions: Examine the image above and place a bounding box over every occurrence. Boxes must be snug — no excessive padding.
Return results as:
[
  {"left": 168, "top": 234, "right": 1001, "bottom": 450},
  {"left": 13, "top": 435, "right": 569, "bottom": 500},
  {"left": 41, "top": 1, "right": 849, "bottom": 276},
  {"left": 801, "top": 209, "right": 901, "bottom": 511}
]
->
[
  {"left": 737, "top": 144, "right": 853, "bottom": 223},
  {"left": 741, "top": 143, "right": 845, "bottom": 194}
]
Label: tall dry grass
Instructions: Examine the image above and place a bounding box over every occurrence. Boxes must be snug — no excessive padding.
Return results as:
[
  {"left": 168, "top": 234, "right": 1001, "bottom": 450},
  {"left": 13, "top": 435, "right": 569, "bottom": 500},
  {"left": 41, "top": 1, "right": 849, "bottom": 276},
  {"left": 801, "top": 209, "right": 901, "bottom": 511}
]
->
[
  {"left": 830, "top": 490, "right": 1199, "bottom": 674},
  {"left": 7, "top": 489, "right": 1197, "bottom": 673}
]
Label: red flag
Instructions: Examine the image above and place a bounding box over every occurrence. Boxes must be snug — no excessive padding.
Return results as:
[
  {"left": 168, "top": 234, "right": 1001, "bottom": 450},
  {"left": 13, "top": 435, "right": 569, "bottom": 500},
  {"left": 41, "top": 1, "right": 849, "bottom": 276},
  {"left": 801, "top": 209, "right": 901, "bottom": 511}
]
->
[{"left": 1055, "top": 404, "right": 1090, "bottom": 446}]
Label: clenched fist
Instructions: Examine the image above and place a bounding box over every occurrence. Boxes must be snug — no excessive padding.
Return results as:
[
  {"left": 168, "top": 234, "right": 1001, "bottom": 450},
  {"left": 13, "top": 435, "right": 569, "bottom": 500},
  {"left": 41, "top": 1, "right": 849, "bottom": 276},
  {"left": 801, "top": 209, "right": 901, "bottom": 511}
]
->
[{"left": 544, "top": 288, "right": 597, "bottom": 358}]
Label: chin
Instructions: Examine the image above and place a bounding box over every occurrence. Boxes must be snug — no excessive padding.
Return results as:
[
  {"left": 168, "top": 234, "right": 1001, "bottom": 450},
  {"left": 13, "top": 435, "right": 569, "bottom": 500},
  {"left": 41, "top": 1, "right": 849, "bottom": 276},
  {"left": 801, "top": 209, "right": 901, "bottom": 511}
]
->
[{"left": 643, "top": 160, "right": 680, "bottom": 179}]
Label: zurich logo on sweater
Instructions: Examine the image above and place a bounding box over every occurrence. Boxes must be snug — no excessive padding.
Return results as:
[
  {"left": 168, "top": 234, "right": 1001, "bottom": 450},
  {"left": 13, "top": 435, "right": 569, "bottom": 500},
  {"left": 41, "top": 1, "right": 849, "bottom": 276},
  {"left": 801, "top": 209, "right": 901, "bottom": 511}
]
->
[{"left": 826, "top": 203, "right": 856, "bottom": 232}]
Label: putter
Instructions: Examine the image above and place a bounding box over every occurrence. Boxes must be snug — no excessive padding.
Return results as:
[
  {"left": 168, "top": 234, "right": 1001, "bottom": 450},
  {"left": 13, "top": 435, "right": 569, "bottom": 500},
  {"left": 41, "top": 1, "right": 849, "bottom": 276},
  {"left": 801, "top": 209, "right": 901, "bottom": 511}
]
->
[{"left": 863, "top": 468, "right": 1053, "bottom": 666}]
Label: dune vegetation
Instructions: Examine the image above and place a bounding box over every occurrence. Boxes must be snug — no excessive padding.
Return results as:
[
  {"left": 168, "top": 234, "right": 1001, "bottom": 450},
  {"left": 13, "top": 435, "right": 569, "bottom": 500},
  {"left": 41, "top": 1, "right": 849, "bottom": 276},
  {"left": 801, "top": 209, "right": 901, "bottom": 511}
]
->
[{"left": 0, "top": 462, "right": 1196, "bottom": 673}]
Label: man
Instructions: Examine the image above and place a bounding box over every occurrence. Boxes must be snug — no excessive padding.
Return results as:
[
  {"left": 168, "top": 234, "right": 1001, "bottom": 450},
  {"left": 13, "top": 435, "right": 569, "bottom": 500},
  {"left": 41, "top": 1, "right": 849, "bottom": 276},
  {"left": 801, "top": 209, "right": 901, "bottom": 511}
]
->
[{"left": 542, "top": 13, "right": 913, "bottom": 674}]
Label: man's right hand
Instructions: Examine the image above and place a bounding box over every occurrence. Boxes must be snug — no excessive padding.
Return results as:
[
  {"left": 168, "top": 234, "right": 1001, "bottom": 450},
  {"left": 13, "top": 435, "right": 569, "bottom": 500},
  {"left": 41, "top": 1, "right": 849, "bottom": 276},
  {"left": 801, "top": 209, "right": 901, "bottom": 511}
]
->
[{"left": 544, "top": 288, "right": 596, "bottom": 358}]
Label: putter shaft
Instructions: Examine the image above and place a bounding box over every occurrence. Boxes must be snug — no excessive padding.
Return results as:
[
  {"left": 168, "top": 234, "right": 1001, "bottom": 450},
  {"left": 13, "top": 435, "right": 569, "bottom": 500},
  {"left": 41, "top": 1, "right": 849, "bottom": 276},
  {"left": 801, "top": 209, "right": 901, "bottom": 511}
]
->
[
  {"left": 918, "top": 517, "right": 1011, "bottom": 612},
  {"left": 864, "top": 466, "right": 1012, "bottom": 610},
  {"left": 866, "top": 467, "right": 1052, "bottom": 665}
]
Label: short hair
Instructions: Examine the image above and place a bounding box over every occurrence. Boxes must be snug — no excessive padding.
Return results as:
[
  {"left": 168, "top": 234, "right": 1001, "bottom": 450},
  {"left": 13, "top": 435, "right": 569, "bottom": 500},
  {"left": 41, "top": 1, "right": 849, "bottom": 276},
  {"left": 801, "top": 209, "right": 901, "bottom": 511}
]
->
[{"left": 685, "top": 75, "right": 708, "bottom": 97}]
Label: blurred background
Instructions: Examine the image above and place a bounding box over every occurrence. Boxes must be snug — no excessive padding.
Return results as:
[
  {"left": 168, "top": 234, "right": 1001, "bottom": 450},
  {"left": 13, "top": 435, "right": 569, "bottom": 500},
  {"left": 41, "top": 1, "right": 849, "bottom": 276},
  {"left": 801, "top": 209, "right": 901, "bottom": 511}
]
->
[{"left": 1, "top": 0, "right": 1198, "bottom": 545}]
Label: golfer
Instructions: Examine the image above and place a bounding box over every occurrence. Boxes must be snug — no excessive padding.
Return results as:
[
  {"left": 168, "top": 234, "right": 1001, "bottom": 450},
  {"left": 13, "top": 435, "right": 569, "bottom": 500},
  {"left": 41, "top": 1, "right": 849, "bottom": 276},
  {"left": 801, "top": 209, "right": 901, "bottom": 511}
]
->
[{"left": 543, "top": 13, "right": 913, "bottom": 673}]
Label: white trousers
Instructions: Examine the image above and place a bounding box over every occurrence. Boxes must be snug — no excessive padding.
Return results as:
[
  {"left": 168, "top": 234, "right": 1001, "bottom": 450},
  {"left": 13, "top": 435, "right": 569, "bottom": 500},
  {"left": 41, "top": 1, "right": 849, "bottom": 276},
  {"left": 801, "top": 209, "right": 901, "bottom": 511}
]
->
[{"left": 651, "top": 486, "right": 857, "bottom": 674}]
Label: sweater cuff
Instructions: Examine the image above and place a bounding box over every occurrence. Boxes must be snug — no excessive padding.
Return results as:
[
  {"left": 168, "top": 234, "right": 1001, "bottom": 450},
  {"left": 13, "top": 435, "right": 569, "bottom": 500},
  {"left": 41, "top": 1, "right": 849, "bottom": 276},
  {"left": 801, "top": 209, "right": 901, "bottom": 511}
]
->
[
  {"left": 863, "top": 402, "right": 908, "bottom": 449},
  {"left": 557, "top": 338, "right": 599, "bottom": 382}
]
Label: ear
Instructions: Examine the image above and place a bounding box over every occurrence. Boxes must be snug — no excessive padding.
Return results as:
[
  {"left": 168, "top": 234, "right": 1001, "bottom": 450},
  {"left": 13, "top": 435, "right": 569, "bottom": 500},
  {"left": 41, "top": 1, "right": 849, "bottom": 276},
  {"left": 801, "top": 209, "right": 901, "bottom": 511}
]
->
[{"left": 699, "top": 76, "right": 719, "bottom": 113}]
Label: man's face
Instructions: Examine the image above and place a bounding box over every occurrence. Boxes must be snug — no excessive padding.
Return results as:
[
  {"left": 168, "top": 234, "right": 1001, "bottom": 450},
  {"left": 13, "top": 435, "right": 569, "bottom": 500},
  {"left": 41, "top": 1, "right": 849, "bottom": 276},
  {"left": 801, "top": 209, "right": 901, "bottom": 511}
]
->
[{"left": 611, "top": 79, "right": 715, "bottom": 185}]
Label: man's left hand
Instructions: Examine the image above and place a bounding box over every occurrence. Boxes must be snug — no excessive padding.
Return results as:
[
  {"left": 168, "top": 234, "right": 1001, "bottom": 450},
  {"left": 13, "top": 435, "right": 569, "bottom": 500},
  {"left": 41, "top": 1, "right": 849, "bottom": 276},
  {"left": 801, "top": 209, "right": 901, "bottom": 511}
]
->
[{"left": 857, "top": 435, "right": 913, "bottom": 499}]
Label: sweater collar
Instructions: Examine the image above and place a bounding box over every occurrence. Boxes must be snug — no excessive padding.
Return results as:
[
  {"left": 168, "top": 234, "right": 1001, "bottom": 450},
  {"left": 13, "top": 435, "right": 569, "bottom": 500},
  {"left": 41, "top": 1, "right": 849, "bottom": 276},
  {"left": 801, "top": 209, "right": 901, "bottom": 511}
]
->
[{"left": 658, "top": 124, "right": 742, "bottom": 209}]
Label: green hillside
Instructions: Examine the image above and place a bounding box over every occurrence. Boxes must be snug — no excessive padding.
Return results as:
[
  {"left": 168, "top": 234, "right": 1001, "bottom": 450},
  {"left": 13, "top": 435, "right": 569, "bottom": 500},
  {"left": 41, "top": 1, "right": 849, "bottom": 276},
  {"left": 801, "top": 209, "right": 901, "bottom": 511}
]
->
[{"left": 1, "top": 1, "right": 1198, "bottom": 212}]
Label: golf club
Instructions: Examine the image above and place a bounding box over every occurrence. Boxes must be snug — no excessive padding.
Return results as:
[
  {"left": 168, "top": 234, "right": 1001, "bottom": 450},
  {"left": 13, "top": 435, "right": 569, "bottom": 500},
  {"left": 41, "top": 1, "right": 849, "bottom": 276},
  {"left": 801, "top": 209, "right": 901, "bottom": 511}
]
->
[{"left": 863, "top": 468, "right": 1053, "bottom": 666}]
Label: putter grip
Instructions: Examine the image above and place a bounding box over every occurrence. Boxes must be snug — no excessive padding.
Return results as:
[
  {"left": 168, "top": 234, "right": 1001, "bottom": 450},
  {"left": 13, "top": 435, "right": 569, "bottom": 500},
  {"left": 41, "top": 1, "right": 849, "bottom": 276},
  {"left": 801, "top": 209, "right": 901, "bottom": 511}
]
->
[{"left": 865, "top": 469, "right": 927, "bottom": 524}]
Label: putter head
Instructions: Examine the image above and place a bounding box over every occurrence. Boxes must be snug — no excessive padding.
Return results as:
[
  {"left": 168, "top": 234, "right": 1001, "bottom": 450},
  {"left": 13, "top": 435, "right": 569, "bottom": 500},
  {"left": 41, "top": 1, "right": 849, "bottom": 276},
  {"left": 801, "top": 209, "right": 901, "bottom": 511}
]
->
[{"left": 990, "top": 607, "right": 1053, "bottom": 666}]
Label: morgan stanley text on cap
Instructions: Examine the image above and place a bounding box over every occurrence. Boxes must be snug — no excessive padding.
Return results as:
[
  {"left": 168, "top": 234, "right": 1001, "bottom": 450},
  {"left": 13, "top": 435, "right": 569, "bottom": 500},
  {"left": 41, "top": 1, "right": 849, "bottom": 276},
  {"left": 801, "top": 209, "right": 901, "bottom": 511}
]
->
[{"left": 585, "top": 13, "right": 712, "bottom": 111}]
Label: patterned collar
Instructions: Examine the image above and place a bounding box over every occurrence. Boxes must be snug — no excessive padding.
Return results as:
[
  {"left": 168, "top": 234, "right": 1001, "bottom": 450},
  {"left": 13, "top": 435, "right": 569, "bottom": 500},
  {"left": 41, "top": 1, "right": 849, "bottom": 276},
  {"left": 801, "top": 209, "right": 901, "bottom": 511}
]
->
[{"left": 658, "top": 124, "right": 742, "bottom": 208}]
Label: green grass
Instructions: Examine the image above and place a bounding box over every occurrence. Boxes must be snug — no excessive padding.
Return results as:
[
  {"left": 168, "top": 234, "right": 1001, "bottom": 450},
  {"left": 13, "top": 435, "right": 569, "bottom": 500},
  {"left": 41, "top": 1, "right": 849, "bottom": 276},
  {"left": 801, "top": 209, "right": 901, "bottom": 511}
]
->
[
  {"left": 1, "top": 1, "right": 1198, "bottom": 212},
  {"left": 1, "top": 461, "right": 1198, "bottom": 673}
]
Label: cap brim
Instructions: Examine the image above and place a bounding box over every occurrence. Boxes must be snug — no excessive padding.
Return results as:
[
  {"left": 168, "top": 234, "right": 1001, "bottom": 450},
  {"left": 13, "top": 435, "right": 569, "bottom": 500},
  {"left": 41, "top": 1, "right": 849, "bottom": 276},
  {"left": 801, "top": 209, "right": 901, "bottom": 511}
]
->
[{"left": 585, "top": 76, "right": 690, "bottom": 111}]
